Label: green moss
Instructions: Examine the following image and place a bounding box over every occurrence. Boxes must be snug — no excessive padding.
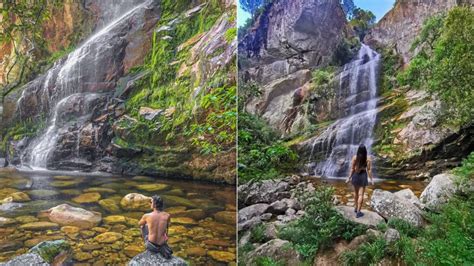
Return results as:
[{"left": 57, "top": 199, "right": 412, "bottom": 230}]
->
[
  {"left": 29, "top": 240, "right": 70, "bottom": 263},
  {"left": 224, "top": 27, "right": 237, "bottom": 43}
]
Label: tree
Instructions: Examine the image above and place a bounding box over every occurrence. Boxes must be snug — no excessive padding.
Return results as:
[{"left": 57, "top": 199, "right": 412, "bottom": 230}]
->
[
  {"left": 399, "top": 7, "right": 474, "bottom": 125},
  {"left": 239, "top": 0, "right": 264, "bottom": 15},
  {"left": 349, "top": 8, "right": 376, "bottom": 38},
  {"left": 341, "top": 0, "right": 356, "bottom": 19}
]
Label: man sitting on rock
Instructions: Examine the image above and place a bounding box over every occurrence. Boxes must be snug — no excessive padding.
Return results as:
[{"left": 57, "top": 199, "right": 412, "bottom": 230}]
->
[{"left": 139, "top": 195, "right": 173, "bottom": 259}]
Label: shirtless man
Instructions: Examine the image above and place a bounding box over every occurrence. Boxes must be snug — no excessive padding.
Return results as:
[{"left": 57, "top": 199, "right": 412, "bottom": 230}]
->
[{"left": 139, "top": 195, "right": 173, "bottom": 258}]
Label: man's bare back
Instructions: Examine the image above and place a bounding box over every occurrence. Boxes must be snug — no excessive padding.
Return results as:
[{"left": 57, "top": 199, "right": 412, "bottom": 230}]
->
[{"left": 140, "top": 211, "right": 170, "bottom": 245}]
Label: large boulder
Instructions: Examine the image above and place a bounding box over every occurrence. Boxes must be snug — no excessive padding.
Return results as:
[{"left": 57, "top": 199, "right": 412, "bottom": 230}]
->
[
  {"left": 335, "top": 206, "right": 385, "bottom": 228},
  {"left": 394, "top": 188, "right": 423, "bottom": 209},
  {"left": 238, "top": 179, "right": 290, "bottom": 205},
  {"left": 0, "top": 253, "right": 48, "bottom": 266},
  {"left": 46, "top": 204, "right": 102, "bottom": 229},
  {"left": 238, "top": 203, "right": 269, "bottom": 223},
  {"left": 420, "top": 173, "right": 457, "bottom": 211},
  {"left": 121, "top": 193, "right": 152, "bottom": 211},
  {"left": 29, "top": 240, "right": 71, "bottom": 263},
  {"left": 370, "top": 189, "right": 424, "bottom": 227},
  {"left": 128, "top": 251, "right": 187, "bottom": 266},
  {"left": 246, "top": 239, "right": 300, "bottom": 265}
]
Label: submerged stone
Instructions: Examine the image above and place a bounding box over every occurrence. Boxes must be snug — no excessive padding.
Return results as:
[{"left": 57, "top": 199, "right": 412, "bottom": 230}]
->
[
  {"left": 94, "top": 232, "right": 123, "bottom": 243},
  {"left": 135, "top": 183, "right": 170, "bottom": 192},
  {"left": 47, "top": 204, "right": 102, "bottom": 229},
  {"left": 72, "top": 192, "right": 101, "bottom": 203},
  {"left": 120, "top": 193, "right": 151, "bottom": 211},
  {"left": 161, "top": 195, "right": 197, "bottom": 208},
  {"left": 20, "top": 221, "right": 59, "bottom": 231}
]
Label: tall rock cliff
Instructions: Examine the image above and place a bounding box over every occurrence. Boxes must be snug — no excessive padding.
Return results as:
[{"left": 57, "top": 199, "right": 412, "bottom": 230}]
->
[
  {"left": 239, "top": 0, "right": 350, "bottom": 133},
  {"left": 364, "top": 0, "right": 472, "bottom": 63}
]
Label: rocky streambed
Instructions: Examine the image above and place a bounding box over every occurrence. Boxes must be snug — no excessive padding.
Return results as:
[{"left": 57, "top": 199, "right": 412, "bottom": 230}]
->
[
  {"left": 238, "top": 173, "right": 463, "bottom": 264},
  {"left": 0, "top": 168, "right": 236, "bottom": 265}
]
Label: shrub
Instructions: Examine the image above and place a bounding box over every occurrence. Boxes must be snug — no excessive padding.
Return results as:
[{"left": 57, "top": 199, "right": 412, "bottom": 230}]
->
[
  {"left": 387, "top": 218, "right": 420, "bottom": 238},
  {"left": 279, "top": 186, "right": 367, "bottom": 260},
  {"left": 250, "top": 223, "right": 267, "bottom": 243}
]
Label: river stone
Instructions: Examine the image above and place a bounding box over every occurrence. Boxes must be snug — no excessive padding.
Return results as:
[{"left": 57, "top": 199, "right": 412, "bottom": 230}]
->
[
  {"left": 0, "top": 188, "right": 19, "bottom": 199},
  {"left": 20, "top": 221, "right": 59, "bottom": 231},
  {"left": 161, "top": 195, "right": 198, "bottom": 208},
  {"left": 135, "top": 183, "right": 170, "bottom": 192},
  {"left": 52, "top": 175, "right": 75, "bottom": 180},
  {"left": 268, "top": 200, "right": 289, "bottom": 214},
  {"left": 61, "top": 226, "right": 80, "bottom": 234},
  {"left": 124, "top": 245, "right": 142, "bottom": 258},
  {"left": 167, "top": 189, "right": 185, "bottom": 196},
  {"left": 238, "top": 203, "right": 269, "bottom": 223},
  {"left": 81, "top": 243, "right": 102, "bottom": 251},
  {"left": 213, "top": 211, "right": 236, "bottom": 225},
  {"left": 10, "top": 192, "right": 31, "bottom": 202},
  {"left": 238, "top": 180, "right": 290, "bottom": 205},
  {"left": 132, "top": 176, "right": 155, "bottom": 182},
  {"left": 128, "top": 251, "right": 187, "bottom": 265},
  {"left": 94, "top": 232, "right": 123, "bottom": 243},
  {"left": 171, "top": 217, "right": 197, "bottom": 225},
  {"left": 0, "top": 217, "right": 17, "bottom": 226},
  {"left": 384, "top": 228, "right": 400, "bottom": 244},
  {"left": 0, "top": 240, "right": 22, "bottom": 252},
  {"left": 0, "top": 253, "right": 48, "bottom": 265},
  {"left": 29, "top": 240, "right": 70, "bottom": 263},
  {"left": 207, "top": 250, "right": 235, "bottom": 263},
  {"left": 74, "top": 251, "right": 93, "bottom": 262},
  {"left": 59, "top": 189, "right": 82, "bottom": 196},
  {"left": 247, "top": 239, "right": 300, "bottom": 265},
  {"left": 172, "top": 209, "right": 206, "bottom": 220},
  {"left": 72, "top": 192, "right": 101, "bottom": 203},
  {"left": 28, "top": 190, "right": 59, "bottom": 198},
  {"left": 83, "top": 187, "right": 117, "bottom": 193},
  {"left": 16, "top": 215, "right": 39, "bottom": 224},
  {"left": 185, "top": 246, "right": 206, "bottom": 257},
  {"left": 47, "top": 204, "right": 102, "bottom": 229},
  {"left": 104, "top": 215, "right": 127, "bottom": 224},
  {"left": 420, "top": 173, "right": 457, "bottom": 211},
  {"left": 169, "top": 225, "right": 187, "bottom": 235},
  {"left": 121, "top": 193, "right": 152, "bottom": 211},
  {"left": 335, "top": 206, "right": 385, "bottom": 228},
  {"left": 394, "top": 188, "right": 423, "bottom": 209},
  {"left": 371, "top": 189, "right": 424, "bottom": 227},
  {"left": 50, "top": 180, "right": 81, "bottom": 188},
  {"left": 99, "top": 199, "right": 121, "bottom": 213}
]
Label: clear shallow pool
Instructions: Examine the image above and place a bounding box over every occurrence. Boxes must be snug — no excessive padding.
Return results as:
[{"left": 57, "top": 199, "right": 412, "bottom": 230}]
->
[
  {"left": 307, "top": 176, "right": 428, "bottom": 210},
  {"left": 0, "top": 168, "right": 236, "bottom": 265}
]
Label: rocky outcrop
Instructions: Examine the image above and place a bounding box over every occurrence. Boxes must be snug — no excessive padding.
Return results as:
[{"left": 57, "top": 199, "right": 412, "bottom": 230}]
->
[
  {"left": 239, "top": 0, "right": 350, "bottom": 133},
  {"left": 0, "top": 239, "right": 71, "bottom": 266},
  {"left": 420, "top": 173, "right": 457, "bottom": 211},
  {"left": 370, "top": 189, "right": 424, "bottom": 227},
  {"left": 0, "top": 253, "right": 48, "bottom": 266},
  {"left": 335, "top": 206, "right": 385, "bottom": 228},
  {"left": 246, "top": 239, "right": 301, "bottom": 265},
  {"left": 128, "top": 251, "right": 187, "bottom": 266},
  {"left": 364, "top": 0, "right": 466, "bottom": 63}
]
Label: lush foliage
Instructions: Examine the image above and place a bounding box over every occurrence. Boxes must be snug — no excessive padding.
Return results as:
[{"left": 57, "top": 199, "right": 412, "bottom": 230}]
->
[
  {"left": 1, "top": 117, "right": 46, "bottom": 151},
  {"left": 238, "top": 111, "right": 298, "bottom": 182},
  {"left": 398, "top": 7, "right": 474, "bottom": 125},
  {"left": 125, "top": 0, "right": 236, "bottom": 154},
  {"left": 340, "top": 0, "right": 356, "bottom": 19},
  {"left": 349, "top": 8, "right": 376, "bottom": 39},
  {"left": 249, "top": 223, "right": 267, "bottom": 243},
  {"left": 253, "top": 257, "right": 284, "bottom": 266},
  {"left": 279, "top": 186, "right": 367, "bottom": 261}
]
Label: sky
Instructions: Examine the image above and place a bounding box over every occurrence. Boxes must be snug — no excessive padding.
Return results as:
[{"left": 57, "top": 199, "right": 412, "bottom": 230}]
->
[{"left": 237, "top": 0, "right": 396, "bottom": 27}]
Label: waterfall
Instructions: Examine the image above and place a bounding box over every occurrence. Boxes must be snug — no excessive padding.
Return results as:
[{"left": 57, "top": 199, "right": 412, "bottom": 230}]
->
[
  {"left": 309, "top": 44, "right": 381, "bottom": 178},
  {"left": 19, "top": 0, "right": 151, "bottom": 169}
]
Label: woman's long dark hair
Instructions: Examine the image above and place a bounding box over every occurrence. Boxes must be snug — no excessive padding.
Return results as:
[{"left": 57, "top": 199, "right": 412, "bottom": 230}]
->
[{"left": 355, "top": 144, "right": 367, "bottom": 173}]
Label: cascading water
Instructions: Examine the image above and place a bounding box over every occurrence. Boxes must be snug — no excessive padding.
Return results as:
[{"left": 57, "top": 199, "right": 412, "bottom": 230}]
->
[
  {"left": 309, "top": 44, "right": 381, "bottom": 178},
  {"left": 18, "top": 0, "right": 151, "bottom": 169}
]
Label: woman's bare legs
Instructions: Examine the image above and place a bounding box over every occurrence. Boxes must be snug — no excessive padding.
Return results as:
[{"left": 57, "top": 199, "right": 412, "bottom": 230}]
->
[
  {"left": 353, "top": 185, "right": 359, "bottom": 212},
  {"left": 357, "top": 186, "right": 365, "bottom": 212}
]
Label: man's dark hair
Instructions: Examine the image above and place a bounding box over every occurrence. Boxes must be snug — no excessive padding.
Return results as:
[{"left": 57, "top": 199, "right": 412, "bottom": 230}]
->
[{"left": 152, "top": 195, "right": 163, "bottom": 211}]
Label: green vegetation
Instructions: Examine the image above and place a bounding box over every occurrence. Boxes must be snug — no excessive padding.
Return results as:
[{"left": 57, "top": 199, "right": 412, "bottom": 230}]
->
[
  {"left": 349, "top": 8, "right": 376, "bottom": 39},
  {"left": 279, "top": 186, "right": 367, "bottom": 261},
  {"left": 341, "top": 154, "right": 474, "bottom": 265},
  {"left": 254, "top": 257, "right": 284, "bottom": 266},
  {"left": 225, "top": 27, "right": 237, "bottom": 43},
  {"left": 1, "top": 117, "right": 46, "bottom": 152},
  {"left": 250, "top": 223, "right": 267, "bottom": 243},
  {"left": 124, "top": 0, "right": 236, "bottom": 155},
  {"left": 398, "top": 7, "right": 474, "bottom": 126}
]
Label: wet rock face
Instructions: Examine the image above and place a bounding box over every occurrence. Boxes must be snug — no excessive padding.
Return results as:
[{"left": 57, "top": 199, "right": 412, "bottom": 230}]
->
[
  {"left": 364, "top": 0, "right": 462, "bottom": 63},
  {"left": 239, "top": 0, "right": 349, "bottom": 133}
]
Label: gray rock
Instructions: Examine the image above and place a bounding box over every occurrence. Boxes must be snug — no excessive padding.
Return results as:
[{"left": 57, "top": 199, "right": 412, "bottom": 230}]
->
[
  {"left": 264, "top": 223, "right": 278, "bottom": 240},
  {"left": 0, "top": 253, "right": 48, "bottom": 266},
  {"left": 394, "top": 188, "right": 423, "bottom": 209},
  {"left": 238, "top": 180, "right": 290, "bottom": 205},
  {"left": 260, "top": 213, "right": 273, "bottom": 221},
  {"left": 371, "top": 189, "right": 424, "bottom": 227},
  {"left": 366, "top": 229, "right": 383, "bottom": 238},
  {"left": 239, "top": 231, "right": 251, "bottom": 246},
  {"left": 268, "top": 200, "right": 288, "bottom": 215},
  {"left": 238, "top": 216, "right": 262, "bottom": 232},
  {"left": 128, "top": 251, "right": 187, "bottom": 266},
  {"left": 420, "top": 173, "right": 457, "bottom": 211},
  {"left": 239, "top": 203, "right": 269, "bottom": 223},
  {"left": 281, "top": 198, "right": 301, "bottom": 211},
  {"left": 285, "top": 208, "right": 296, "bottom": 216},
  {"left": 246, "top": 239, "right": 300, "bottom": 265},
  {"left": 335, "top": 206, "right": 385, "bottom": 228},
  {"left": 384, "top": 228, "right": 400, "bottom": 244}
]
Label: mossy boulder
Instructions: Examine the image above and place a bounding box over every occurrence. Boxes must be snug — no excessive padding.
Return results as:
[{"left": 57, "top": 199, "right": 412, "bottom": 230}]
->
[
  {"left": 29, "top": 239, "right": 71, "bottom": 263},
  {"left": 120, "top": 193, "right": 151, "bottom": 211},
  {"left": 72, "top": 192, "right": 101, "bottom": 203}
]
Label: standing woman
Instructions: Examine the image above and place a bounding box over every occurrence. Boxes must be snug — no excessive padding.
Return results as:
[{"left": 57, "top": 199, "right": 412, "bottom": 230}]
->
[{"left": 346, "top": 144, "right": 374, "bottom": 218}]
